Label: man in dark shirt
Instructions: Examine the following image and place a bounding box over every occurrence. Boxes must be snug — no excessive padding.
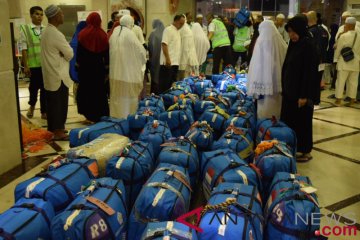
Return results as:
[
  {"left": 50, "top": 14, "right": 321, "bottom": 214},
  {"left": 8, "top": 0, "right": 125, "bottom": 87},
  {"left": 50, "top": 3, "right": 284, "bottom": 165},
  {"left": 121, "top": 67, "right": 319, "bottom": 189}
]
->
[{"left": 306, "top": 11, "right": 329, "bottom": 105}]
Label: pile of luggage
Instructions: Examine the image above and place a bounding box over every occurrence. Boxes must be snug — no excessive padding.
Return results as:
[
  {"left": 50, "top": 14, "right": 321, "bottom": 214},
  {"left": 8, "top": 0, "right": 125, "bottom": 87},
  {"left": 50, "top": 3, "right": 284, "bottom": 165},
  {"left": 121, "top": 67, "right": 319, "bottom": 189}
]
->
[{"left": 0, "top": 67, "right": 321, "bottom": 240}]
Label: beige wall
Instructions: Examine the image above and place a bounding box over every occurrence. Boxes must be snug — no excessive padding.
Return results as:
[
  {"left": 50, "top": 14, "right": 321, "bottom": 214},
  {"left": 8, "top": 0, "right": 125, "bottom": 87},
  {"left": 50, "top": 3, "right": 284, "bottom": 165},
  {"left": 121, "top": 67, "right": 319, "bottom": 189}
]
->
[
  {"left": 145, "top": 0, "right": 195, "bottom": 41},
  {"left": 18, "top": 0, "right": 109, "bottom": 30},
  {"left": 0, "top": 0, "right": 22, "bottom": 174}
]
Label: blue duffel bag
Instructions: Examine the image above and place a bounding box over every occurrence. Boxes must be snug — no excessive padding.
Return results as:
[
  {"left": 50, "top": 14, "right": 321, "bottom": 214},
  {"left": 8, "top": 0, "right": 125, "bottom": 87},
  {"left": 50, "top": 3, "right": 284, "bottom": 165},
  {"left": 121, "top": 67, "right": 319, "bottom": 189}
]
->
[
  {"left": 256, "top": 117, "right": 297, "bottom": 155},
  {"left": 159, "top": 103, "right": 194, "bottom": 137},
  {"left": 141, "top": 221, "right": 198, "bottom": 240},
  {"left": 211, "top": 74, "right": 226, "bottom": 85},
  {"left": 201, "top": 148, "right": 262, "bottom": 200},
  {"left": 157, "top": 137, "right": 199, "bottom": 187},
  {"left": 139, "top": 94, "right": 165, "bottom": 111},
  {"left": 198, "top": 183, "right": 264, "bottom": 240},
  {"left": 15, "top": 158, "right": 98, "bottom": 213},
  {"left": 178, "top": 94, "right": 200, "bottom": 109},
  {"left": 161, "top": 87, "right": 190, "bottom": 109},
  {"left": 229, "top": 99, "right": 255, "bottom": 115},
  {"left": 69, "top": 116, "right": 129, "bottom": 147},
  {"left": 51, "top": 178, "right": 127, "bottom": 240},
  {"left": 223, "top": 65, "right": 237, "bottom": 75},
  {"left": 174, "top": 81, "right": 193, "bottom": 94},
  {"left": 254, "top": 140, "right": 296, "bottom": 198},
  {"left": 0, "top": 198, "right": 55, "bottom": 240},
  {"left": 201, "top": 88, "right": 220, "bottom": 99},
  {"left": 194, "top": 100, "right": 216, "bottom": 120},
  {"left": 198, "top": 106, "right": 230, "bottom": 139},
  {"left": 128, "top": 112, "right": 156, "bottom": 140},
  {"left": 212, "top": 126, "right": 254, "bottom": 163},
  {"left": 264, "top": 175, "right": 320, "bottom": 240},
  {"left": 215, "top": 79, "right": 237, "bottom": 93},
  {"left": 233, "top": 7, "right": 251, "bottom": 28},
  {"left": 225, "top": 111, "right": 256, "bottom": 136},
  {"left": 128, "top": 163, "right": 192, "bottom": 240},
  {"left": 193, "top": 79, "right": 213, "bottom": 96},
  {"left": 138, "top": 120, "right": 172, "bottom": 157},
  {"left": 137, "top": 106, "right": 162, "bottom": 119},
  {"left": 106, "top": 141, "right": 154, "bottom": 209},
  {"left": 267, "top": 172, "right": 313, "bottom": 199},
  {"left": 203, "top": 95, "right": 231, "bottom": 110},
  {"left": 185, "top": 121, "right": 214, "bottom": 151},
  {"left": 221, "top": 91, "right": 242, "bottom": 106}
]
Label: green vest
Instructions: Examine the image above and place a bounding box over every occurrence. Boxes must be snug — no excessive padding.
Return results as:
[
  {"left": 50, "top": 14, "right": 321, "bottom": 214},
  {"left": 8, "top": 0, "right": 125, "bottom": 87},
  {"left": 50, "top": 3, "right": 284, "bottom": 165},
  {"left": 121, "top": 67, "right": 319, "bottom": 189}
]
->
[
  {"left": 21, "top": 24, "right": 42, "bottom": 68},
  {"left": 233, "top": 26, "right": 250, "bottom": 52},
  {"left": 211, "top": 19, "right": 230, "bottom": 49}
]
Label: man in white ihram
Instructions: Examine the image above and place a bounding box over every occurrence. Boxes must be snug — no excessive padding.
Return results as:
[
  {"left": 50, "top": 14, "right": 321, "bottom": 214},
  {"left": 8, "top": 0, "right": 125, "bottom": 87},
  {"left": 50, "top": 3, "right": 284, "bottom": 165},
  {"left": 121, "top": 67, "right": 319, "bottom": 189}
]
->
[{"left": 334, "top": 17, "right": 360, "bottom": 106}]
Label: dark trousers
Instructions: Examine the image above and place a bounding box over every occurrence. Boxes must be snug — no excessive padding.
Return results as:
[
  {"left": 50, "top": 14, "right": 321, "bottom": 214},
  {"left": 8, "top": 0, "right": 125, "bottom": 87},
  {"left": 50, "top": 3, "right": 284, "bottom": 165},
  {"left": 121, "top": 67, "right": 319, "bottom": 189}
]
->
[
  {"left": 233, "top": 51, "right": 248, "bottom": 67},
  {"left": 159, "top": 65, "right": 179, "bottom": 93},
  {"left": 280, "top": 97, "right": 314, "bottom": 153},
  {"left": 46, "top": 82, "right": 69, "bottom": 132},
  {"left": 28, "top": 67, "right": 46, "bottom": 113},
  {"left": 314, "top": 71, "right": 322, "bottom": 105},
  {"left": 212, "top": 45, "right": 232, "bottom": 74}
]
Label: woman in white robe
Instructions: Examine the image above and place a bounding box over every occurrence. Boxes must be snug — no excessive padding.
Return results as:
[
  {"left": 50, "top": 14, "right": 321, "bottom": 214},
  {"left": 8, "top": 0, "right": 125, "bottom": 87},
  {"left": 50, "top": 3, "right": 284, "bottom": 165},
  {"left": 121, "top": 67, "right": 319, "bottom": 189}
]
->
[
  {"left": 109, "top": 15, "right": 146, "bottom": 119},
  {"left": 191, "top": 22, "right": 210, "bottom": 68},
  {"left": 247, "top": 20, "right": 287, "bottom": 119},
  {"left": 179, "top": 16, "right": 199, "bottom": 76}
]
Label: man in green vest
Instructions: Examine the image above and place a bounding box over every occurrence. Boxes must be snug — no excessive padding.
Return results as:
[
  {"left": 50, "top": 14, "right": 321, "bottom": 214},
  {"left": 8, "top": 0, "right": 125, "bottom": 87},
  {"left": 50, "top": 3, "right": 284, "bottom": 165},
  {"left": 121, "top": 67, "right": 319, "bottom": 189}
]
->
[
  {"left": 206, "top": 13, "right": 232, "bottom": 74},
  {"left": 232, "top": 21, "right": 251, "bottom": 69},
  {"left": 20, "top": 6, "right": 47, "bottom": 119}
]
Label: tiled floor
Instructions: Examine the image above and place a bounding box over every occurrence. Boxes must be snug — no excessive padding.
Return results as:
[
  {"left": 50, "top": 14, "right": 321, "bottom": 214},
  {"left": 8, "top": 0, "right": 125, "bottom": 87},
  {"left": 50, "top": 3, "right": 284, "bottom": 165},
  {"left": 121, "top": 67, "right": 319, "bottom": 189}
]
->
[{"left": 1, "top": 81, "right": 360, "bottom": 239}]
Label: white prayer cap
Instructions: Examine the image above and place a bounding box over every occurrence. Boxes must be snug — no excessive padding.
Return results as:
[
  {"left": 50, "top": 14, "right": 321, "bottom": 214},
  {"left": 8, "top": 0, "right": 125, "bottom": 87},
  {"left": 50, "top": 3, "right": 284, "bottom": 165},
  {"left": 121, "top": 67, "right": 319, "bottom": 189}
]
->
[
  {"left": 117, "top": 9, "right": 130, "bottom": 17},
  {"left": 345, "top": 16, "right": 356, "bottom": 24},
  {"left": 342, "top": 11, "right": 351, "bottom": 17},
  {"left": 287, "top": 13, "right": 294, "bottom": 19},
  {"left": 276, "top": 13, "right": 285, "bottom": 19},
  {"left": 45, "top": 4, "right": 60, "bottom": 18},
  {"left": 196, "top": 14, "right": 203, "bottom": 18}
]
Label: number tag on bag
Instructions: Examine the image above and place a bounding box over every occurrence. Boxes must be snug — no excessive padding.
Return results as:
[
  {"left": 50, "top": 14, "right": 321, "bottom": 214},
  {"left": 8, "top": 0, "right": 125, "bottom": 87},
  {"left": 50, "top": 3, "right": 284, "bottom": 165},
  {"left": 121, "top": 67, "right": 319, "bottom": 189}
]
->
[{"left": 85, "top": 213, "right": 110, "bottom": 240}]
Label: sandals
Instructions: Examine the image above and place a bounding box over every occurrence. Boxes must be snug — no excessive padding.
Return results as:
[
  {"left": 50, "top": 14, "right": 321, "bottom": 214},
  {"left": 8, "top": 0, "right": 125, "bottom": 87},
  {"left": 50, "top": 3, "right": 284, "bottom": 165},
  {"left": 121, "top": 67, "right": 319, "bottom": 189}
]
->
[
  {"left": 53, "top": 134, "right": 69, "bottom": 141},
  {"left": 26, "top": 106, "right": 35, "bottom": 118},
  {"left": 297, "top": 153, "right": 313, "bottom": 162}
]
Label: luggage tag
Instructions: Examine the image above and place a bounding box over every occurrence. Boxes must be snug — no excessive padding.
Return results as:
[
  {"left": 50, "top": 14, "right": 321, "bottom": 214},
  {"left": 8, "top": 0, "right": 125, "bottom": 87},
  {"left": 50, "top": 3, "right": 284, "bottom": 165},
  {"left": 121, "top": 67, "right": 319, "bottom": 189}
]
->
[
  {"left": 299, "top": 182, "right": 318, "bottom": 194},
  {"left": 274, "top": 143, "right": 293, "bottom": 158},
  {"left": 86, "top": 196, "right": 115, "bottom": 216},
  {"left": 171, "top": 170, "right": 192, "bottom": 192}
]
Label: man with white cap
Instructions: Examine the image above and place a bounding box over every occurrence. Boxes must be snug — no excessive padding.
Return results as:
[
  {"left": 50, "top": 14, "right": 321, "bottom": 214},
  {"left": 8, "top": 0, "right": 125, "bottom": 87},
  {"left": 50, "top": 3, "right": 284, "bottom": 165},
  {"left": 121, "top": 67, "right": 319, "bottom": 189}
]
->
[
  {"left": 41, "top": 4, "right": 73, "bottom": 140},
  {"left": 334, "top": 17, "right": 360, "bottom": 106},
  {"left": 196, "top": 13, "right": 207, "bottom": 35},
  {"left": 335, "top": 11, "right": 360, "bottom": 41},
  {"left": 274, "top": 13, "right": 289, "bottom": 43}
]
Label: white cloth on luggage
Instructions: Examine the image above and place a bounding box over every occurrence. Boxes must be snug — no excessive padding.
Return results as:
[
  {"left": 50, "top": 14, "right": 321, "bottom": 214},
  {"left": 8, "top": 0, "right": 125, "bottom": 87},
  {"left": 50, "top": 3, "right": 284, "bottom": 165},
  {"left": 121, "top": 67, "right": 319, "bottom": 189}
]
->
[
  {"left": 192, "top": 22, "right": 210, "bottom": 66},
  {"left": 109, "top": 16, "right": 146, "bottom": 119},
  {"left": 247, "top": 20, "right": 287, "bottom": 97},
  {"left": 67, "top": 133, "right": 129, "bottom": 176}
]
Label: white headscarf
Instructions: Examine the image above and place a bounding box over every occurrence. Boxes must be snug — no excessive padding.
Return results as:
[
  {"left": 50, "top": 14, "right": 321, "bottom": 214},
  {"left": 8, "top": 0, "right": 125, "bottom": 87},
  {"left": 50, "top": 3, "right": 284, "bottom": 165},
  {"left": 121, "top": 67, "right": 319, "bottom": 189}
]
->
[
  {"left": 247, "top": 20, "right": 287, "bottom": 97},
  {"left": 120, "top": 15, "right": 134, "bottom": 29},
  {"left": 192, "top": 22, "right": 210, "bottom": 65}
]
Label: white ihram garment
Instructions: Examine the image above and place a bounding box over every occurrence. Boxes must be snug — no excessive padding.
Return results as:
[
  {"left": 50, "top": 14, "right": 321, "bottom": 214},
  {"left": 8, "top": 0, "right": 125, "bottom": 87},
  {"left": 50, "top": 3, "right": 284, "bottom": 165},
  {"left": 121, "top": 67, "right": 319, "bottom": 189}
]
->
[
  {"left": 247, "top": 20, "right": 287, "bottom": 119},
  {"left": 109, "top": 25, "right": 146, "bottom": 119},
  {"left": 192, "top": 22, "right": 210, "bottom": 66},
  {"left": 179, "top": 23, "right": 199, "bottom": 75}
]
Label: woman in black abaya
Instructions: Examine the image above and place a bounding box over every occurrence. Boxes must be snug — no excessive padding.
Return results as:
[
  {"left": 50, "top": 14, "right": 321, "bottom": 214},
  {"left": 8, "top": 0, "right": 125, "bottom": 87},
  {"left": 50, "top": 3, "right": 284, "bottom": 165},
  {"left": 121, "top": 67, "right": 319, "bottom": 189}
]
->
[{"left": 281, "top": 14, "right": 319, "bottom": 162}]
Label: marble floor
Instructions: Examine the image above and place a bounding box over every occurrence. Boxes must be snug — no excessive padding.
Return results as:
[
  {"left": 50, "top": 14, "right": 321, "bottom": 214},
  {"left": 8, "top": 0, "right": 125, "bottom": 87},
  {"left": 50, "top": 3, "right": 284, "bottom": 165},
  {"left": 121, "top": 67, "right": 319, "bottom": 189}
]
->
[{"left": 0, "top": 81, "right": 359, "bottom": 239}]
